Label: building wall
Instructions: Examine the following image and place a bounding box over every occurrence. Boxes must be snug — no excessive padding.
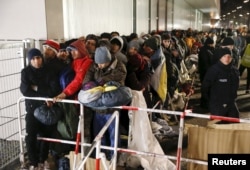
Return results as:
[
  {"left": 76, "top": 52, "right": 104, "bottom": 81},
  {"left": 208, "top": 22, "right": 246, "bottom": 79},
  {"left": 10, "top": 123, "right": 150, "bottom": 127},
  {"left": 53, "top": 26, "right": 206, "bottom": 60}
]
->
[{"left": 0, "top": 0, "right": 208, "bottom": 41}]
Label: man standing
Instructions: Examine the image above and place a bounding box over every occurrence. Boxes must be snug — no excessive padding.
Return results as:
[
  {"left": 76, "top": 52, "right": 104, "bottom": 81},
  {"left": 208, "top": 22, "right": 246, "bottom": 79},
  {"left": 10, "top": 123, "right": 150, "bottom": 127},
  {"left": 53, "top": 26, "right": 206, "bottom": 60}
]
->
[{"left": 201, "top": 47, "right": 240, "bottom": 119}]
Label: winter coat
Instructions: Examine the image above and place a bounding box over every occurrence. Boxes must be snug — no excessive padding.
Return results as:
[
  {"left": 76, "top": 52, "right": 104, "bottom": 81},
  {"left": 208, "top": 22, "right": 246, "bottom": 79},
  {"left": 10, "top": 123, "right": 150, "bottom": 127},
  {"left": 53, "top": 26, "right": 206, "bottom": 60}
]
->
[
  {"left": 198, "top": 45, "right": 215, "bottom": 82},
  {"left": 20, "top": 65, "right": 61, "bottom": 113},
  {"left": 125, "top": 53, "right": 152, "bottom": 90},
  {"left": 201, "top": 61, "right": 239, "bottom": 111},
  {"left": 63, "top": 57, "right": 93, "bottom": 97},
  {"left": 83, "top": 57, "right": 127, "bottom": 86},
  {"left": 110, "top": 36, "right": 128, "bottom": 64}
]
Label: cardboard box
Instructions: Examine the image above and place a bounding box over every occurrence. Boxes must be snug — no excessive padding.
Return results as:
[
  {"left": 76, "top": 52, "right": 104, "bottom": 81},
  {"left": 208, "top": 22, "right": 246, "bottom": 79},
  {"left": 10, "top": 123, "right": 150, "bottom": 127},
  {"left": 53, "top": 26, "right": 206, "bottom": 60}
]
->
[{"left": 187, "top": 123, "right": 250, "bottom": 170}]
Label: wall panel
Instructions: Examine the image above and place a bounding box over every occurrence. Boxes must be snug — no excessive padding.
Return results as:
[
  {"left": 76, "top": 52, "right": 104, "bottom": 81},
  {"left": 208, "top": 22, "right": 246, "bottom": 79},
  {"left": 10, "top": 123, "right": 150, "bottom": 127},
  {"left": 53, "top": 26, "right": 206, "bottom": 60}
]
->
[
  {"left": 136, "top": 0, "right": 149, "bottom": 35},
  {"left": 63, "top": 0, "right": 133, "bottom": 39},
  {"left": 158, "top": 0, "right": 167, "bottom": 31}
]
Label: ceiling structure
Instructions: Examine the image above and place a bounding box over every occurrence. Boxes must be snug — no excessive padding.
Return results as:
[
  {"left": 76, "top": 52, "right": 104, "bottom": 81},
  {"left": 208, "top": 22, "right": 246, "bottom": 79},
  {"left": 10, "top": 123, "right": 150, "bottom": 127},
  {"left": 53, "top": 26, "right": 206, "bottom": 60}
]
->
[
  {"left": 185, "top": 0, "right": 220, "bottom": 19},
  {"left": 185, "top": 0, "right": 250, "bottom": 29},
  {"left": 220, "top": 0, "right": 250, "bottom": 28}
]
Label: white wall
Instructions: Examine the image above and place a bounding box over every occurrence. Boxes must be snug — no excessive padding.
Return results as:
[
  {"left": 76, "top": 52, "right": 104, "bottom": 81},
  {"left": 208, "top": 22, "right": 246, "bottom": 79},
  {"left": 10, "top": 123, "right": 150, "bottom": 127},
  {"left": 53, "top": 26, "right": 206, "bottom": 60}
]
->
[
  {"left": 0, "top": 0, "right": 47, "bottom": 40},
  {"left": 63, "top": 0, "right": 133, "bottom": 39},
  {"left": 165, "top": 0, "right": 204, "bottom": 31},
  {"left": 0, "top": 0, "right": 64, "bottom": 41},
  {"left": 0, "top": 0, "right": 208, "bottom": 41},
  {"left": 136, "top": 0, "right": 149, "bottom": 35}
]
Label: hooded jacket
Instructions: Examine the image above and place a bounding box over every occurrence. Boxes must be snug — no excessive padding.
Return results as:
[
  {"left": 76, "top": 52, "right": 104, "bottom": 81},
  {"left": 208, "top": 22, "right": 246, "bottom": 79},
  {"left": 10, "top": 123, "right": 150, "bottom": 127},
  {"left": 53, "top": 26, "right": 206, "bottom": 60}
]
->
[
  {"left": 63, "top": 40, "right": 93, "bottom": 97},
  {"left": 110, "top": 36, "right": 128, "bottom": 64}
]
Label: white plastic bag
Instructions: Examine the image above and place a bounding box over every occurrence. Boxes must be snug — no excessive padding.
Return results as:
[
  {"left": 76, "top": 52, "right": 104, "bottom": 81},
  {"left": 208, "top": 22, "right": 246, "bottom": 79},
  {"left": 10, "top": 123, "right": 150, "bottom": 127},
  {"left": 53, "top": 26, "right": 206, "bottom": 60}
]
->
[{"left": 126, "top": 90, "right": 176, "bottom": 170}]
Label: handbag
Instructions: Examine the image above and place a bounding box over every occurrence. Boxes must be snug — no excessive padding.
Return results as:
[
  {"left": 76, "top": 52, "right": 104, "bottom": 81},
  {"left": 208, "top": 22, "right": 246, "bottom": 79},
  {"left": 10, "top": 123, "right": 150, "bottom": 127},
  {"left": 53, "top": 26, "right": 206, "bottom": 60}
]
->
[{"left": 34, "top": 104, "right": 63, "bottom": 125}]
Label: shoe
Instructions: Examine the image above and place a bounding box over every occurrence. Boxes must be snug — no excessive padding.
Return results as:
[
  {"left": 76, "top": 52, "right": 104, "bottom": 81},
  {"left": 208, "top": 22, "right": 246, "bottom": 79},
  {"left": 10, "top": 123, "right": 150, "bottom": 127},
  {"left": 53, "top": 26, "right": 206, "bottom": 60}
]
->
[
  {"left": 28, "top": 165, "right": 38, "bottom": 170},
  {"left": 37, "top": 163, "right": 44, "bottom": 170},
  {"left": 38, "top": 160, "right": 50, "bottom": 170}
]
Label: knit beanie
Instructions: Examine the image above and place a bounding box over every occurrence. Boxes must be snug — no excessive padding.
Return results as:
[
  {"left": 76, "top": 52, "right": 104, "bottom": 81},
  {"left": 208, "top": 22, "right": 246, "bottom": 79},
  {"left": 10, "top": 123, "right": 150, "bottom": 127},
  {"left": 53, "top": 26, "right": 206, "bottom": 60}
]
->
[
  {"left": 27, "top": 48, "right": 43, "bottom": 61},
  {"left": 222, "top": 37, "right": 234, "bottom": 46},
  {"left": 144, "top": 37, "right": 158, "bottom": 51},
  {"left": 42, "top": 40, "right": 60, "bottom": 54},
  {"left": 219, "top": 47, "right": 232, "bottom": 58},
  {"left": 94, "top": 46, "right": 112, "bottom": 64},
  {"left": 127, "top": 40, "right": 140, "bottom": 51},
  {"left": 204, "top": 37, "right": 214, "bottom": 45}
]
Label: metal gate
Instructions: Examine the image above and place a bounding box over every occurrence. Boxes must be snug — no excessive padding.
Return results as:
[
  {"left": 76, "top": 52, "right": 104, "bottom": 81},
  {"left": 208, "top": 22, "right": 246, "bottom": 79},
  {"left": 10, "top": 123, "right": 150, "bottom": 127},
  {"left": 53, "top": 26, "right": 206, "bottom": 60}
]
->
[{"left": 0, "top": 40, "right": 34, "bottom": 169}]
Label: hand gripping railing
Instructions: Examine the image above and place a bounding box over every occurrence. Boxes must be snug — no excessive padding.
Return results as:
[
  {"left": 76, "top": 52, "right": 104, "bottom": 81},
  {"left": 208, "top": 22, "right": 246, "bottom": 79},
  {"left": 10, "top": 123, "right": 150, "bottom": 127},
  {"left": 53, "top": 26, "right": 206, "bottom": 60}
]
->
[
  {"left": 17, "top": 96, "right": 250, "bottom": 170},
  {"left": 17, "top": 96, "right": 84, "bottom": 169}
]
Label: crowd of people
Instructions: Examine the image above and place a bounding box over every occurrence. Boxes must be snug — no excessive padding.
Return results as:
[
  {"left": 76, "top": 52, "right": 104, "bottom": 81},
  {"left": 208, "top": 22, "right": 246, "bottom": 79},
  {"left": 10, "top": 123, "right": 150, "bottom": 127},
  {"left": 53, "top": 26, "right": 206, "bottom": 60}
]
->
[{"left": 20, "top": 27, "right": 250, "bottom": 170}]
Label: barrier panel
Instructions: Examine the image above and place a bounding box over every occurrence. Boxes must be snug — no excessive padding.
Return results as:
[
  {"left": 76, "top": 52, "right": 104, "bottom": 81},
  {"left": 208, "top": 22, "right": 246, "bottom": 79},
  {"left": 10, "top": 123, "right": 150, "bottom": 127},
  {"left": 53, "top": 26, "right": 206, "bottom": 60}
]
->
[{"left": 17, "top": 96, "right": 250, "bottom": 170}]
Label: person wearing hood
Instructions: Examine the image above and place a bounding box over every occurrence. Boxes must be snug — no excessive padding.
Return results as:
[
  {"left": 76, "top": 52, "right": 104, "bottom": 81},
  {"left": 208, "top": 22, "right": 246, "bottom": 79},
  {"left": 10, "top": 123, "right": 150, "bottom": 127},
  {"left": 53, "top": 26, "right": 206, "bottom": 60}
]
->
[
  {"left": 53, "top": 39, "right": 93, "bottom": 101},
  {"left": 142, "top": 37, "right": 168, "bottom": 127},
  {"left": 201, "top": 47, "right": 240, "bottom": 119},
  {"left": 20, "top": 48, "right": 61, "bottom": 169},
  {"left": 110, "top": 35, "right": 128, "bottom": 64},
  {"left": 125, "top": 39, "right": 153, "bottom": 106}
]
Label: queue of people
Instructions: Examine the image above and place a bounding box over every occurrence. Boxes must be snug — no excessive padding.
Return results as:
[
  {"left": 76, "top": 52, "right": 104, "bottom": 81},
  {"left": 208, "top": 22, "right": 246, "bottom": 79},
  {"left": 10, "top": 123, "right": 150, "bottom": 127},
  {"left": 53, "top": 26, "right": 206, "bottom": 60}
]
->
[{"left": 20, "top": 27, "right": 249, "bottom": 170}]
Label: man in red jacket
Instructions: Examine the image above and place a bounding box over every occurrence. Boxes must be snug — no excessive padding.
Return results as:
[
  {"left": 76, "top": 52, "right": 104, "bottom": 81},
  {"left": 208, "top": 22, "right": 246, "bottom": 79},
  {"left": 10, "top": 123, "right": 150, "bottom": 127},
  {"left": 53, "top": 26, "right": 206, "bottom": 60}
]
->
[{"left": 53, "top": 39, "right": 93, "bottom": 101}]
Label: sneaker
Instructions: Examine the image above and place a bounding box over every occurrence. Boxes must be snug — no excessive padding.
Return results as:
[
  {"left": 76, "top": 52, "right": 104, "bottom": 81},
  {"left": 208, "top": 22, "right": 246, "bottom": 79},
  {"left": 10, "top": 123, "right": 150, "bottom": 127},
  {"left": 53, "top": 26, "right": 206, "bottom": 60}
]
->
[
  {"left": 44, "top": 160, "right": 51, "bottom": 170},
  {"left": 38, "top": 161, "right": 50, "bottom": 170},
  {"left": 37, "top": 163, "right": 44, "bottom": 170},
  {"left": 29, "top": 166, "right": 39, "bottom": 170}
]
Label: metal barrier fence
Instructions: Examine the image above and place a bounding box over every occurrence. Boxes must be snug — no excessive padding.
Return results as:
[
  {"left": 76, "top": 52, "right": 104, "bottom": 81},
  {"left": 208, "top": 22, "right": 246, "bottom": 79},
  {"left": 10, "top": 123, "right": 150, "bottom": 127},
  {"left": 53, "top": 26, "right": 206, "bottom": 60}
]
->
[
  {"left": 0, "top": 41, "right": 25, "bottom": 169},
  {"left": 0, "top": 39, "right": 40, "bottom": 169},
  {"left": 17, "top": 96, "right": 250, "bottom": 170}
]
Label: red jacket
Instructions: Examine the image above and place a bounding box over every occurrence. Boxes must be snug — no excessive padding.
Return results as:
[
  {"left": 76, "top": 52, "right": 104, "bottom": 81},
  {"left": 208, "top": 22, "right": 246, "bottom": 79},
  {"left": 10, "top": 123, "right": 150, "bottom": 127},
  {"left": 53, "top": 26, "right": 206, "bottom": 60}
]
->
[
  {"left": 63, "top": 57, "right": 92, "bottom": 97},
  {"left": 63, "top": 40, "right": 93, "bottom": 97}
]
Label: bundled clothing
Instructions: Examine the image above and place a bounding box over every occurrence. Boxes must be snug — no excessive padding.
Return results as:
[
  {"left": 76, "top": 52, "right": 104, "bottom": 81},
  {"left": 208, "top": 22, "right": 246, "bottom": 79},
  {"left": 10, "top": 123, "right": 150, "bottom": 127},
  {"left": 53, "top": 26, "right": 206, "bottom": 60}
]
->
[
  {"left": 82, "top": 48, "right": 127, "bottom": 158},
  {"left": 201, "top": 61, "right": 240, "bottom": 118}
]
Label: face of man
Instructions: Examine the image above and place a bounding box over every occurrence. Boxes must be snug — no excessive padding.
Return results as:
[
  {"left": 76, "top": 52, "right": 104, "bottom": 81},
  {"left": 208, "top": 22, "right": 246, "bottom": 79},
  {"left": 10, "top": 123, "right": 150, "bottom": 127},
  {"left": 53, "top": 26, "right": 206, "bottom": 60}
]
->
[
  {"left": 86, "top": 39, "right": 97, "bottom": 54},
  {"left": 220, "top": 54, "right": 233, "bottom": 65},
  {"left": 97, "top": 62, "right": 110, "bottom": 69},
  {"left": 142, "top": 45, "right": 154, "bottom": 57},
  {"left": 30, "top": 56, "right": 43, "bottom": 68},
  {"left": 70, "top": 49, "right": 81, "bottom": 60},
  {"left": 110, "top": 43, "right": 120, "bottom": 54},
  {"left": 43, "top": 45, "right": 57, "bottom": 61},
  {"left": 162, "top": 39, "right": 171, "bottom": 48},
  {"left": 127, "top": 47, "right": 137, "bottom": 56}
]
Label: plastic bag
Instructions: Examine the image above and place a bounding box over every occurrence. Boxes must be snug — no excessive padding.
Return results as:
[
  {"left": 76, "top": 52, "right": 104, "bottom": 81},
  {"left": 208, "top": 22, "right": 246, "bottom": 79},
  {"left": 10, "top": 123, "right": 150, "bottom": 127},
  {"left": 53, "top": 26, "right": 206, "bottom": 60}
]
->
[{"left": 126, "top": 90, "right": 176, "bottom": 170}]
